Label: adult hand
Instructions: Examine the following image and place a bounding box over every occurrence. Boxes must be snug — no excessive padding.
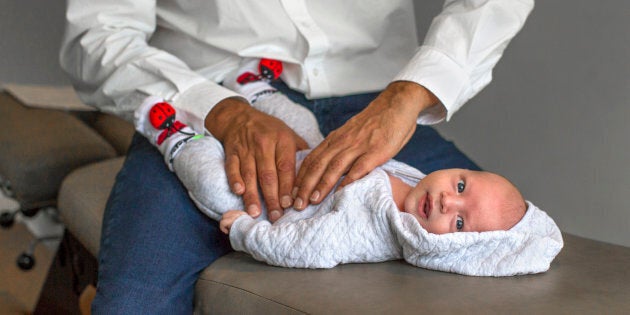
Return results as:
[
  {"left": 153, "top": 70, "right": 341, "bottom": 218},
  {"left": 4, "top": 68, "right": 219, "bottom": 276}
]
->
[
  {"left": 206, "top": 97, "right": 308, "bottom": 222},
  {"left": 292, "top": 81, "right": 439, "bottom": 210}
]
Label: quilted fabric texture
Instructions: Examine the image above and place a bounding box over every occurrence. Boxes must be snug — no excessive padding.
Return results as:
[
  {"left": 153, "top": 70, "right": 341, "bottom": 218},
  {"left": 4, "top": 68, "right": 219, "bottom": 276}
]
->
[
  {"left": 230, "top": 162, "right": 563, "bottom": 276},
  {"left": 391, "top": 200, "right": 564, "bottom": 276},
  {"left": 230, "top": 168, "right": 403, "bottom": 269}
]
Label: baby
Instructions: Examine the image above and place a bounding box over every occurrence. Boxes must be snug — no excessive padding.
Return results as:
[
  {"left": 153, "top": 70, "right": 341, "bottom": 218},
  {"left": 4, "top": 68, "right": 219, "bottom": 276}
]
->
[
  {"left": 223, "top": 165, "right": 526, "bottom": 235},
  {"left": 135, "top": 59, "right": 562, "bottom": 276}
]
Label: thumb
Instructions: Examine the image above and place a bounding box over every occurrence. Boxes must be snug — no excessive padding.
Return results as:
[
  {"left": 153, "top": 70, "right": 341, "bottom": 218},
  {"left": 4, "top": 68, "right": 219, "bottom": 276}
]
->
[
  {"left": 296, "top": 136, "right": 309, "bottom": 151},
  {"left": 337, "top": 154, "right": 387, "bottom": 190}
]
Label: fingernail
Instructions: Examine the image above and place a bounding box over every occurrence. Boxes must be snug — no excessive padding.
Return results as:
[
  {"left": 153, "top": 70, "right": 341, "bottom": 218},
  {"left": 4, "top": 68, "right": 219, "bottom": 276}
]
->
[
  {"left": 281, "top": 195, "right": 292, "bottom": 208},
  {"left": 269, "top": 210, "right": 281, "bottom": 221},
  {"left": 233, "top": 183, "right": 244, "bottom": 193},
  {"left": 247, "top": 204, "right": 260, "bottom": 216},
  {"left": 309, "top": 190, "right": 320, "bottom": 202},
  {"left": 294, "top": 197, "right": 303, "bottom": 209},
  {"left": 291, "top": 186, "right": 298, "bottom": 198}
]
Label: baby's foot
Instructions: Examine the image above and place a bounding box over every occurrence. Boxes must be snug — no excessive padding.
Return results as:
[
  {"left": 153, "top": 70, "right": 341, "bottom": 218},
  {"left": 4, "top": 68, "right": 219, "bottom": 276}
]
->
[
  {"left": 135, "top": 97, "right": 202, "bottom": 170},
  {"left": 224, "top": 58, "right": 283, "bottom": 104}
]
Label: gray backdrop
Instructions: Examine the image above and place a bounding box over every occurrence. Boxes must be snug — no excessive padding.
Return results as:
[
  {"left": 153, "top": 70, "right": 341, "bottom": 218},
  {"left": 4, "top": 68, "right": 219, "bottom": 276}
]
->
[{"left": 1, "top": 0, "right": 628, "bottom": 247}]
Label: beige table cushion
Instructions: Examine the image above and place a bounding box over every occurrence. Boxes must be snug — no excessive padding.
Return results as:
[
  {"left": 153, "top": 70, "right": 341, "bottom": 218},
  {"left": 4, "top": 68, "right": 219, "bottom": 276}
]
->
[
  {"left": 196, "top": 234, "right": 630, "bottom": 314},
  {"left": 85, "top": 113, "right": 135, "bottom": 156},
  {"left": 0, "top": 93, "right": 117, "bottom": 208},
  {"left": 58, "top": 157, "right": 125, "bottom": 256}
]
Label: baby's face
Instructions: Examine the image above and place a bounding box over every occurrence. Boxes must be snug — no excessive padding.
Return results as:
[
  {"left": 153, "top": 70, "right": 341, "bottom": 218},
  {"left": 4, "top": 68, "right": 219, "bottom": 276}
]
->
[{"left": 403, "top": 169, "right": 525, "bottom": 234}]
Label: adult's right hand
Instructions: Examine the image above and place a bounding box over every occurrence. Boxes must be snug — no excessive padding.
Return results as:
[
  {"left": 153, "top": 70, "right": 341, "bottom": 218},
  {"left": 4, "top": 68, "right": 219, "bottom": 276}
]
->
[
  {"left": 205, "top": 97, "right": 308, "bottom": 222},
  {"left": 291, "top": 81, "right": 439, "bottom": 210}
]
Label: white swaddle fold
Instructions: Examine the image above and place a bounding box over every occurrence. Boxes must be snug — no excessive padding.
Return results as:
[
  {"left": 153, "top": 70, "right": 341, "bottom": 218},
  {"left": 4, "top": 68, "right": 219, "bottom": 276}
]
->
[
  {"left": 380, "top": 159, "right": 563, "bottom": 276},
  {"left": 388, "top": 200, "right": 563, "bottom": 276}
]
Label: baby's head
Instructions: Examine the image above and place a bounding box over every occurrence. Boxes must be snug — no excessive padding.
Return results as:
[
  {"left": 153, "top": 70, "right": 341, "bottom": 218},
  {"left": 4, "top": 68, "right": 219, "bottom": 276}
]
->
[{"left": 403, "top": 168, "right": 526, "bottom": 234}]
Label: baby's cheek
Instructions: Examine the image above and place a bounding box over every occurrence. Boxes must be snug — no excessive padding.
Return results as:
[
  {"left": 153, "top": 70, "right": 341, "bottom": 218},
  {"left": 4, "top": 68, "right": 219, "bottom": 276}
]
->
[
  {"left": 403, "top": 197, "right": 415, "bottom": 214},
  {"left": 416, "top": 218, "right": 425, "bottom": 227},
  {"left": 416, "top": 217, "right": 431, "bottom": 232},
  {"left": 423, "top": 220, "right": 451, "bottom": 235}
]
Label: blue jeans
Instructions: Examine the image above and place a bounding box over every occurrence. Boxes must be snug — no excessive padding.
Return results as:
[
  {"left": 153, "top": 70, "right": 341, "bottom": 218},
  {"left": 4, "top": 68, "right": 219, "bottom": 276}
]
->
[{"left": 92, "top": 83, "right": 479, "bottom": 314}]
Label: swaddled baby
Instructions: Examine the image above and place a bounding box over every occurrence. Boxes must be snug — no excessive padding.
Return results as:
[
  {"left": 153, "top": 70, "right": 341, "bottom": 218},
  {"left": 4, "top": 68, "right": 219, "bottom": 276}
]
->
[{"left": 135, "top": 59, "right": 563, "bottom": 276}]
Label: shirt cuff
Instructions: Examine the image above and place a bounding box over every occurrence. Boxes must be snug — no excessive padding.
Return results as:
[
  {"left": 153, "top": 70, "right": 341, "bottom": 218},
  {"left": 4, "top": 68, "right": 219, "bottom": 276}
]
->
[
  {"left": 171, "top": 81, "right": 245, "bottom": 134},
  {"left": 393, "top": 46, "right": 472, "bottom": 124}
]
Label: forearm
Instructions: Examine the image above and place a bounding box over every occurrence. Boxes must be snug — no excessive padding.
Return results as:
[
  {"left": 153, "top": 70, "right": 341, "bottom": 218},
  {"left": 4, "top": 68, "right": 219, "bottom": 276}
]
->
[
  {"left": 60, "top": 0, "right": 238, "bottom": 131},
  {"left": 394, "top": 0, "right": 535, "bottom": 123},
  {"left": 380, "top": 81, "right": 439, "bottom": 120}
]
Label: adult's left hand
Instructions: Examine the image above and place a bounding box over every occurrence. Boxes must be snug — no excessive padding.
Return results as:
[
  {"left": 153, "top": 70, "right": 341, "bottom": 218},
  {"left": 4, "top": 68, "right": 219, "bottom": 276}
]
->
[{"left": 291, "top": 81, "right": 439, "bottom": 210}]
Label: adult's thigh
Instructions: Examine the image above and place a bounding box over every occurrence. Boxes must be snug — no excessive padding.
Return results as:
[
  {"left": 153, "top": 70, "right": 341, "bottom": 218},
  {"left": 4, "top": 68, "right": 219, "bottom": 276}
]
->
[{"left": 92, "top": 133, "right": 231, "bottom": 314}]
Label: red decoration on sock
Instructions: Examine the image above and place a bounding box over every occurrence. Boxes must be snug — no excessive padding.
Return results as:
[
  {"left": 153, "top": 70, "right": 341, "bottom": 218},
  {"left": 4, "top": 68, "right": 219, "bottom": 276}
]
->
[
  {"left": 150, "top": 101, "right": 191, "bottom": 145},
  {"left": 149, "top": 102, "right": 176, "bottom": 130},
  {"left": 259, "top": 58, "right": 283, "bottom": 80},
  {"left": 237, "top": 72, "right": 261, "bottom": 85}
]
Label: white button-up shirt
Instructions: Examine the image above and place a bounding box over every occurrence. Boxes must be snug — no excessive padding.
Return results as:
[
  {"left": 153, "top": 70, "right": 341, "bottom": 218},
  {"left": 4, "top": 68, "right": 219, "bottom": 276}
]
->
[{"left": 61, "top": 0, "right": 533, "bottom": 132}]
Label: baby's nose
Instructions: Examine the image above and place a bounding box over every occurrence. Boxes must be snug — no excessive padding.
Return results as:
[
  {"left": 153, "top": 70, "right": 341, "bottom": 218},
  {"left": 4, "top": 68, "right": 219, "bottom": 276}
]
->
[{"left": 440, "top": 192, "right": 464, "bottom": 213}]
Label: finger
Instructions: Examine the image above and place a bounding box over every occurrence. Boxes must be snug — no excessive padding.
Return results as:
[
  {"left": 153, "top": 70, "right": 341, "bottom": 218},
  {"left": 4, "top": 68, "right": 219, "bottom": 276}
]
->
[
  {"left": 225, "top": 152, "right": 245, "bottom": 195},
  {"left": 292, "top": 144, "right": 336, "bottom": 210},
  {"left": 295, "top": 136, "right": 309, "bottom": 151},
  {"left": 307, "top": 151, "right": 356, "bottom": 205},
  {"left": 338, "top": 153, "right": 385, "bottom": 189},
  {"left": 240, "top": 154, "right": 262, "bottom": 218},
  {"left": 276, "top": 140, "right": 299, "bottom": 209},
  {"left": 293, "top": 138, "right": 331, "bottom": 191},
  {"left": 295, "top": 134, "right": 333, "bottom": 184},
  {"left": 254, "top": 139, "right": 281, "bottom": 215}
]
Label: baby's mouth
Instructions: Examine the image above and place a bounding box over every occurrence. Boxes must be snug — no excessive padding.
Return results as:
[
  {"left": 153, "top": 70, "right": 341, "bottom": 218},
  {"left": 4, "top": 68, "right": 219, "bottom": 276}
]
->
[
  {"left": 423, "top": 194, "right": 432, "bottom": 219},
  {"left": 415, "top": 193, "right": 431, "bottom": 219}
]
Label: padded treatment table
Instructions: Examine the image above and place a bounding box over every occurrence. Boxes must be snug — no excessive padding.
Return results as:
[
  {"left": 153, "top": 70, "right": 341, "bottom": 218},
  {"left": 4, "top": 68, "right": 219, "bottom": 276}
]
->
[
  {"left": 0, "top": 92, "right": 117, "bottom": 211},
  {"left": 196, "top": 235, "right": 630, "bottom": 314},
  {"left": 54, "top": 156, "right": 630, "bottom": 314}
]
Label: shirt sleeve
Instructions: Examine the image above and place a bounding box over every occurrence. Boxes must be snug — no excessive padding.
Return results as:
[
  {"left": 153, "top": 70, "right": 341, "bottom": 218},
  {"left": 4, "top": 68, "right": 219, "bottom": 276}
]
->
[
  {"left": 394, "top": 0, "right": 535, "bottom": 124},
  {"left": 60, "top": 0, "right": 240, "bottom": 132}
]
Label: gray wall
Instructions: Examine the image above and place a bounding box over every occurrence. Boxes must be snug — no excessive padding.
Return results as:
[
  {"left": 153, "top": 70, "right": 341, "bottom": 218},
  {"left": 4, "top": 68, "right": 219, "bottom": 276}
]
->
[
  {"left": 417, "top": 1, "right": 630, "bottom": 247},
  {"left": 0, "top": 0, "right": 69, "bottom": 85},
  {"left": 1, "top": 1, "right": 628, "bottom": 247}
]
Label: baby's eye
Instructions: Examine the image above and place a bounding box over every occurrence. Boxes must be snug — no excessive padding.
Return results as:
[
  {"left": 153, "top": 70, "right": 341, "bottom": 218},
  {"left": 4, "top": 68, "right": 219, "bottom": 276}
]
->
[
  {"left": 456, "top": 216, "right": 464, "bottom": 231},
  {"left": 457, "top": 179, "right": 465, "bottom": 193}
]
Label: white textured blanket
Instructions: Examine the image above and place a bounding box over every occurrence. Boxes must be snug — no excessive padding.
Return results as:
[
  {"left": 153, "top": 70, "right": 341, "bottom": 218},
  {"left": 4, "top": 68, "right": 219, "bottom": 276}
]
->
[
  {"left": 392, "top": 200, "right": 563, "bottom": 276},
  {"left": 230, "top": 160, "right": 564, "bottom": 276}
]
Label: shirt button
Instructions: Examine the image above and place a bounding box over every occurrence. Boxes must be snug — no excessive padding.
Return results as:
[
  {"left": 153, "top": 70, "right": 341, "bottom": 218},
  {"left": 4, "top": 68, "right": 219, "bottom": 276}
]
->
[{"left": 312, "top": 68, "right": 319, "bottom": 76}]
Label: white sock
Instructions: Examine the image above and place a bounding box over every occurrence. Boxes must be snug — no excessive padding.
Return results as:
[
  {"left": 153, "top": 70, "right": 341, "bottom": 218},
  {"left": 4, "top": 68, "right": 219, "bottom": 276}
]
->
[
  {"left": 134, "top": 96, "right": 203, "bottom": 170},
  {"left": 223, "top": 59, "right": 278, "bottom": 104}
]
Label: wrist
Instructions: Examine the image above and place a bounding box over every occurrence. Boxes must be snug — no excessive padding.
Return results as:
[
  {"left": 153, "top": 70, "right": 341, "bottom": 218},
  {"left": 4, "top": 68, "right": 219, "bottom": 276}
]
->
[
  {"left": 386, "top": 81, "right": 439, "bottom": 116},
  {"left": 205, "top": 97, "right": 250, "bottom": 140}
]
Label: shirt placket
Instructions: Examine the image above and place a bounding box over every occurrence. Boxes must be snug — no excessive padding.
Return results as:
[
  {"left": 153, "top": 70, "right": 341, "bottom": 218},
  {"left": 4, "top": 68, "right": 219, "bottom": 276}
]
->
[{"left": 279, "top": 0, "right": 331, "bottom": 96}]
